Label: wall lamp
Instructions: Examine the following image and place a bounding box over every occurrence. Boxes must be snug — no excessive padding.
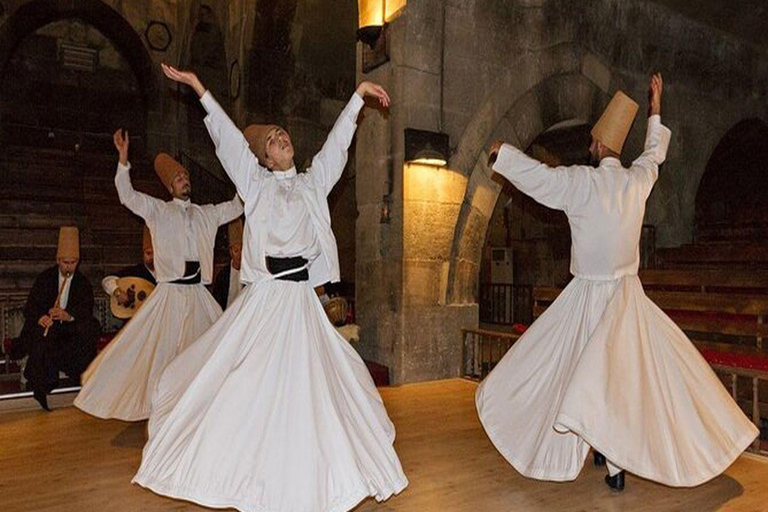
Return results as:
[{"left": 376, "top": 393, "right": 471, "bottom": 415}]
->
[
  {"left": 405, "top": 128, "right": 450, "bottom": 167},
  {"left": 357, "top": 0, "right": 405, "bottom": 48}
]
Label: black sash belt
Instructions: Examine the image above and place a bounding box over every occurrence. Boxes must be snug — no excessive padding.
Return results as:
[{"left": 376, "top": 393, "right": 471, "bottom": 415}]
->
[
  {"left": 266, "top": 256, "right": 309, "bottom": 282},
  {"left": 170, "top": 261, "right": 201, "bottom": 285}
]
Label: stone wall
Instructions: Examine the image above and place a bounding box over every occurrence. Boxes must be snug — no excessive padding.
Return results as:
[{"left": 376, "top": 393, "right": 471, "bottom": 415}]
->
[{"left": 356, "top": 0, "right": 768, "bottom": 382}]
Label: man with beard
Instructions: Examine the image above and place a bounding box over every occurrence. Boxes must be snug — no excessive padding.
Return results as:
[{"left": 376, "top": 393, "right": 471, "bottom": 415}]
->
[
  {"left": 477, "top": 73, "right": 757, "bottom": 491},
  {"left": 74, "top": 134, "right": 242, "bottom": 421}
]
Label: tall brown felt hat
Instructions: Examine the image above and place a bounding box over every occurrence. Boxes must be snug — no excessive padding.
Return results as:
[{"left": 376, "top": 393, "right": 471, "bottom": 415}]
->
[
  {"left": 591, "top": 91, "right": 639, "bottom": 154},
  {"left": 243, "top": 124, "right": 279, "bottom": 163},
  {"left": 154, "top": 153, "right": 187, "bottom": 190},
  {"left": 57, "top": 226, "right": 80, "bottom": 259},
  {"left": 227, "top": 218, "right": 244, "bottom": 248},
  {"left": 142, "top": 225, "right": 153, "bottom": 252}
]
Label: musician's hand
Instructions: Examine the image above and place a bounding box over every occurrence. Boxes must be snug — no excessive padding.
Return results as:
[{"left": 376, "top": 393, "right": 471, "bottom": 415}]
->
[
  {"left": 49, "top": 307, "right": 72, "bottom": 322},
  {"left": 161, "top": 63, "right": 206, "bottom": 98},
  {"left": 113, "top": 129, "right": 129, "bottom": 166},
  {"left": 114, "top": 289, "right": 131, "bottom": 307},
  {"left": 38, "top": 315, "right": 53, "bottom": 329}
]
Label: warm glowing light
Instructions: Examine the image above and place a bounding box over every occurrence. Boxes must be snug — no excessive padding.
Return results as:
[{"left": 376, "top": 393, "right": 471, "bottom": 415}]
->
[
  {"left": 358, "top": 0, "right": 406, "bottom": 29},
  {"left": 404, "top": 163, "right": 468, "bottom": 205},
  {"left": 385, "top": 0, "right": 406, "bottom": 21},
  {"left": 410, "top": 157, "right": 447, "bottom": 167},
  {"left": 358, "top": 0, "right": 384, "bottom": 29}
]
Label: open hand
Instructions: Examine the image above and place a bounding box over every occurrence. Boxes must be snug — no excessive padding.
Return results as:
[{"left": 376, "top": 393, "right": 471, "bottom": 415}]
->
[
  {"left": 113, "top": 129, "right": 129, "bottom": 166},
  {"left": 161, "top": 63, "right": 206, "bottom": 97},
  {"left": 356, "top": 81, "right": 391, "bottom": 108},
  {"left": 649, "top": 72, "right": 662, "bottom": 116}
]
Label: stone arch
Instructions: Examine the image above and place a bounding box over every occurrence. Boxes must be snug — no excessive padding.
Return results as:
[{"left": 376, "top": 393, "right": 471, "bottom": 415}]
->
[
  {"left": 445, "top": 48, "right": 615, "bottom": 304},
  {"left": 694, "top": 117, "right": 768, "bottom": 242},
  {"left": 0, "top": 0, "right": 156, "bottom": 104}
]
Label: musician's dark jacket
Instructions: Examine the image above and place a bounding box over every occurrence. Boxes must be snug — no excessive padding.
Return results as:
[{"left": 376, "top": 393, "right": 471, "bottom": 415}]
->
[{"left": 12, "top": 266, "right": 100, "bottom": 392}]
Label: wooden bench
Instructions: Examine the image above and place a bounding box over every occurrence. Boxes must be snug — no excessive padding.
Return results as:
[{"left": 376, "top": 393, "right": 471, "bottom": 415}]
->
[
  {"left": 639, "top": 268, "right": 768, "bottom": 294},
  {"left": 534, "top": 286, "right": 768, "bottom": 348}
]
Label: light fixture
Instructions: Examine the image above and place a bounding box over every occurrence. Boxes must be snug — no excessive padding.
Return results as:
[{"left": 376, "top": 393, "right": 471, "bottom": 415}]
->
[
  {"left": 405, "top": 128, "right": 450, "bottom": 167},
  {"left": 357, "top": 0, "right": 406, "bottom": 48}
]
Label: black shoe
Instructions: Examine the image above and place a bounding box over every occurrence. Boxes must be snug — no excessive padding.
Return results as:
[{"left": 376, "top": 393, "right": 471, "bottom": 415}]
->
[
  {"left": 605, "top": 471, "right": 625, "bottom": 492},
  {"left": 593, "top": 451, "right": 606, "bottom": 467},
  {"left": 33, "top": 389, "right": 51, "bottom": 412}
]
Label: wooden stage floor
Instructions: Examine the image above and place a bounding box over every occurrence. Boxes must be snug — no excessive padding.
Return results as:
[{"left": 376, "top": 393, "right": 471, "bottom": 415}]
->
[{"left": 1, "top": 379, "right": 767, "bottom": 512}]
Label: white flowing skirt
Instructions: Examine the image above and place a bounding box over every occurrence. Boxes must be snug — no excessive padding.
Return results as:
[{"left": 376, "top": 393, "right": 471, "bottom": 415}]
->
[
  {"left": 476, "top": 275, "right": 758, "bottom": 486},
  {"left": 133, "top": 279, "right": 408, "bottom": 512},
  {"left": 74, "top": 283, "right": 222, "bottom": 421}
]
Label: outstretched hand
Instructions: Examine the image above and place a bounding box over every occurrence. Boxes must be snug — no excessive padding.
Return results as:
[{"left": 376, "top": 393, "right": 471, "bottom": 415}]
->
[
  {"left": 161, "top": 63, "right": 206, "bottom": 98},
  {"left": 113, "top": 129, "right": 129, "bottom": 166},
  {"left": 488, "top": 140, "right": 504, "bottom": 166},
  {"left": 356, "top": 81, "right": 391, "bottom": 108},
  {"left": 649, "top": 72, "right": 662, "bottom": 117}
]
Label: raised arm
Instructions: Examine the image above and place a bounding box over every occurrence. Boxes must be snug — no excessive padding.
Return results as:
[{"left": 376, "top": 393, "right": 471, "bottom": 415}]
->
[
  {"left": 628, "top": 73, "right": 672, "bottom": 195},
  {"left": 214, "top": 194, "right": 244, "bottom": 226},
  {"left": 161, "top": 63, "right": 263, "bottom": 199},
  {"left": 489, "top": 142, "right": 590, "bottom": 213},
  {"left": 113, "top": 129, "right": 159, "bottom": 220},
  {"left": 310, "top": 81, "right": 390, "bottom": 195}
]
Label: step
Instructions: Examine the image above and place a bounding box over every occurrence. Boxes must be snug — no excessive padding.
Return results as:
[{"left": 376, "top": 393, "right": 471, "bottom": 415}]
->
[{"left": 0, "top": 244, "right": 139, "bottom": 262}]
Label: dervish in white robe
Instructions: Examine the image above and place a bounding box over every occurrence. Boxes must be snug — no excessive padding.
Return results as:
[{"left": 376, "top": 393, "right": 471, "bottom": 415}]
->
[
  {"left": 75, "top": 153, "right": 243, "bottom": 421},
  {"left": 133, "top": 66, "right": 408, "bottom": 512},
  {"left": 476, "top": 83, "right": 758, "bottom": 488}
]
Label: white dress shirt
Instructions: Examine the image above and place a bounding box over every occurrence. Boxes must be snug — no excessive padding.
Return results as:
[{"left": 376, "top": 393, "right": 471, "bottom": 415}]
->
[
  {"left": 114, "top": 163, "right": 243, "bottom": 284},
  {"left": 58, "top": 271, "right": 73, "bottom": 310},
  {"left": 493, "top": 115, "right": 672, "bottom": 280}
]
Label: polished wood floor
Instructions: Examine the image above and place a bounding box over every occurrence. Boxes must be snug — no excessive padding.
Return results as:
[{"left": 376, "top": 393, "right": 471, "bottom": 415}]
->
[{"left": 1, "top": 379, "right": 767, "bottom": 512}]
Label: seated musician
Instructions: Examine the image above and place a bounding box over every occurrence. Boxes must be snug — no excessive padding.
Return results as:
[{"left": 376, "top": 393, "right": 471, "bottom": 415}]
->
[
  {"left": 102, "top": 225, "right": 157, "bottom": 307},
  {"left": 10, "top": 227, "right": 100, "bottom": 411}
]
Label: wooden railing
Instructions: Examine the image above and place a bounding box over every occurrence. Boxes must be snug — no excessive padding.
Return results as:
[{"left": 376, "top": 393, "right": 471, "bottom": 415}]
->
[
  {"left": 462, "top": 328, "right": 521, "bottom": 380},
  {"left": 709, "top": 361, "right": 768, "bottom": 453},
  {"left": 479, "top": 284, "right": 532, "bottom": 326}
]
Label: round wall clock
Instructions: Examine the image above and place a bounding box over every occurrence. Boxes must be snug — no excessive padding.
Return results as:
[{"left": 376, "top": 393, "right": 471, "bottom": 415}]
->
[{"left": 145, "top": 21, "right": 172, "bottom": 52}]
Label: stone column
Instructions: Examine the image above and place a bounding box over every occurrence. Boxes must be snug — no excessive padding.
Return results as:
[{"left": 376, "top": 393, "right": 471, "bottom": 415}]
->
[{"left": 356, "top": 1, "right": 477, "bottom": 384}]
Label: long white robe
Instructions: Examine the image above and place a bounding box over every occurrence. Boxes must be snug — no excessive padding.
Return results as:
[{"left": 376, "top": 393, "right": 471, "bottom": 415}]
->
[
  {"left": 132, "top": 92, "right": 408, "bottom": 512},
  {"left": 476, "top": 116, "right": 758, "bottom": 486},
  {"left": 74, "top": 167, "right": 242, "bottom": 421}
]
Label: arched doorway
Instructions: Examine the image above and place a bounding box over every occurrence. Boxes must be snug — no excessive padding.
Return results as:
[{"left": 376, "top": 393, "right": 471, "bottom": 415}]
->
[
  {"left": 694, "top": 118, "right": 768, "bottom": 242},
  {"left": 445, "top": 59, "right": 611, "bottom": 308},
  {"left": 0, "top": 0, "right": 155, "bottom": 153}
]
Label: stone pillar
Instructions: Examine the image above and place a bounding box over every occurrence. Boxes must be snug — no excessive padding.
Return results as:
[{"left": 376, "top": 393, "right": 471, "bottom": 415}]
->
[{"left": 356, "top": 1, "right": 477, "bottom": 385}]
